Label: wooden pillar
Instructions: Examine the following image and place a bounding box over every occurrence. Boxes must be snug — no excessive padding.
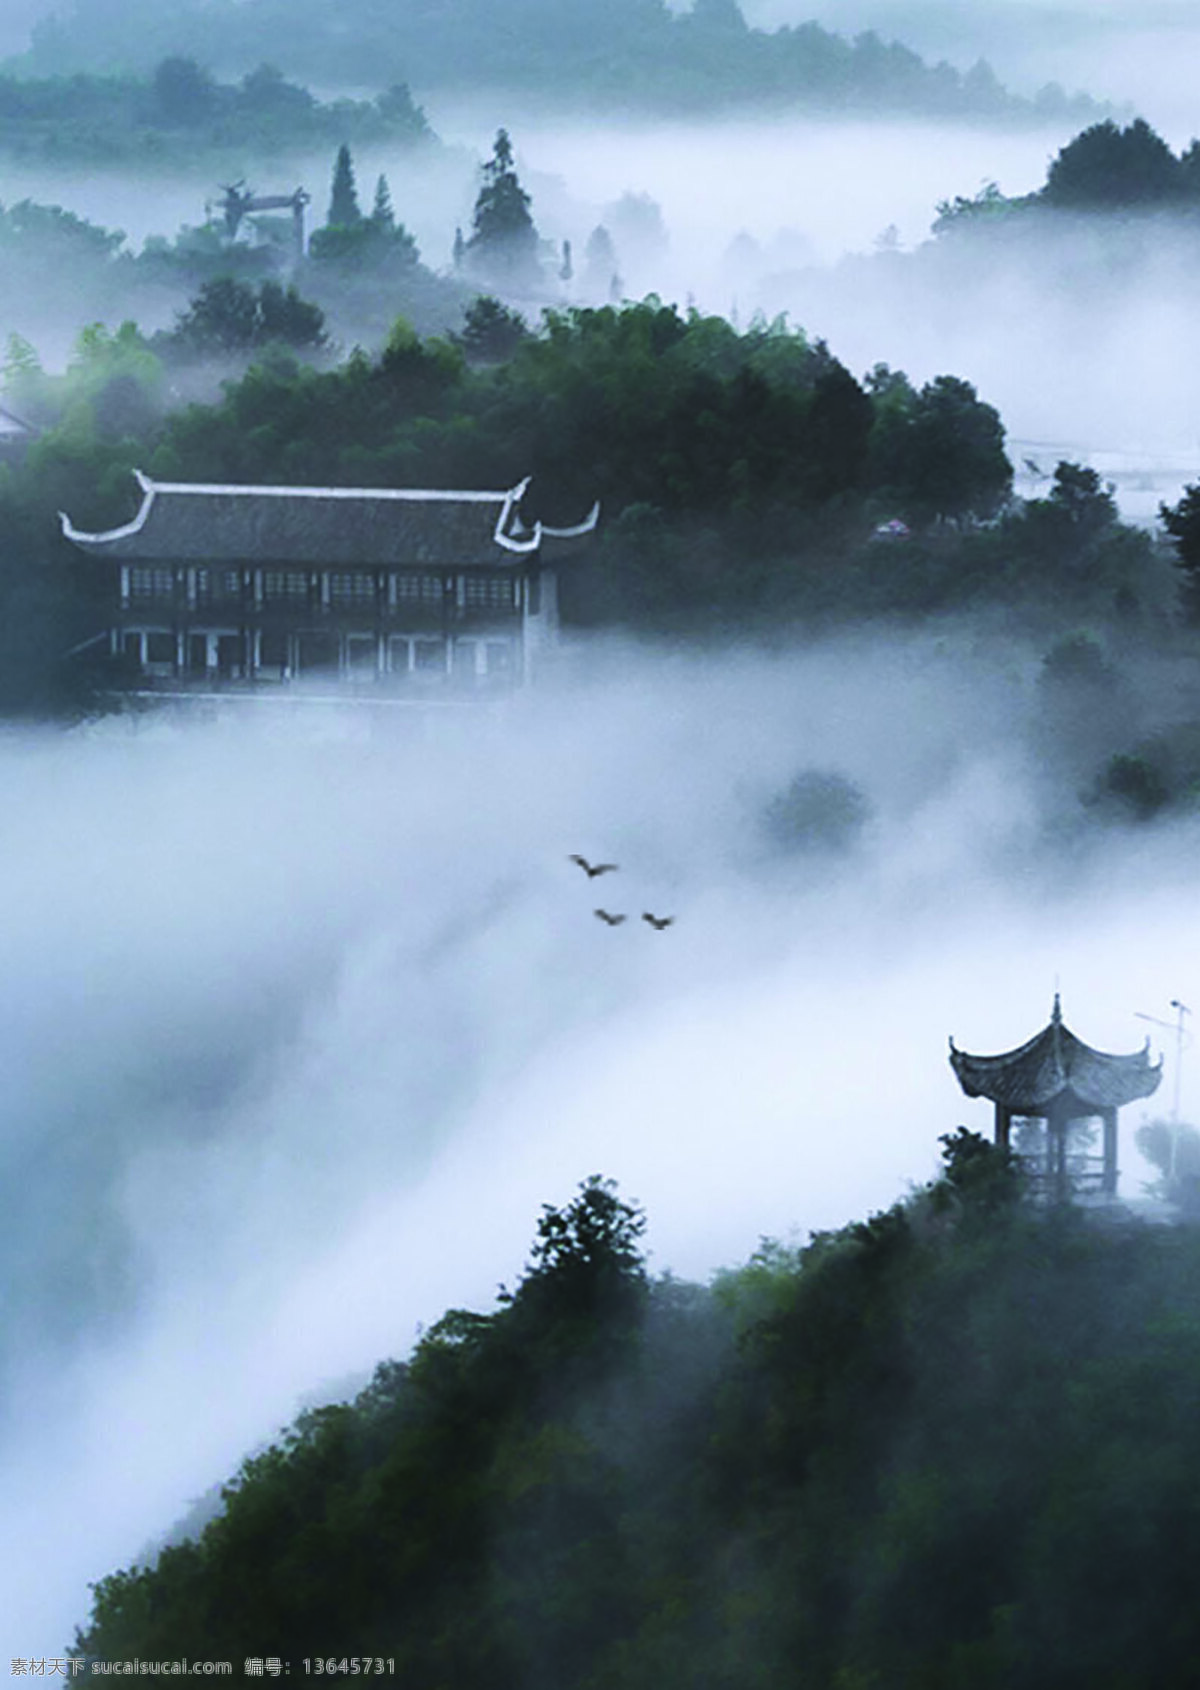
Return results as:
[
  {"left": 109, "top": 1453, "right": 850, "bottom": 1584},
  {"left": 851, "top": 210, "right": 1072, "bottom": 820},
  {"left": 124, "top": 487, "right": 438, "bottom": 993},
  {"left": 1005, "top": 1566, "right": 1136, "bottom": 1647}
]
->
[
  {"left": 1050, "top": 1105, "right": 1069, "bottom": 1203},
  {"left": 994, "top": 1103, "right": 1011, "bottom": 1150},
  {"left": 1102, "top": 1107, "right": 1118, "bottom": 1198}
]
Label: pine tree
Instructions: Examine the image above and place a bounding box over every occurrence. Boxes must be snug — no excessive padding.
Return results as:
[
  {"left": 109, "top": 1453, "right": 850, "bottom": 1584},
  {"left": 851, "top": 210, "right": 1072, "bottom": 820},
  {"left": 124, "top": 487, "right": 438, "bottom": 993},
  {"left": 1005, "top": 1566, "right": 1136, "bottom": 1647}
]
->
[
  {"left": 582, "top": 224, "right": 618, "bottom": 299},
  {"left": 465, "top": 128, "right": 540, "bottom": 287},
  {"left": 327, "top": 144, "right": 362, "bottom": 227},
  {"left": 371, "top": 174, "right": 395, "bottom": 231}
]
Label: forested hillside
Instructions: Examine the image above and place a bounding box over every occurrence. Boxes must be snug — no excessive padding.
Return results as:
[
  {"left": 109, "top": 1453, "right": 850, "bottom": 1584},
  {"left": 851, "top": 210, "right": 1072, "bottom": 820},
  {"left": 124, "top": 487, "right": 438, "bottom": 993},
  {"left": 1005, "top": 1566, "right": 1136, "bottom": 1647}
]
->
[
  {"left": 73, "top": 1149, "right": 1200, "bottom": 1687},
  {"left": 934, "top": 115, "right": 1200, "bottom": 230},
  {"left": 4, "top": 294, "right": 1179, "bottom": 716},
  {"left": 13, "top": 0, "right": 1103, "bottom": 124},
  {"left": 0, "top": 59, "right": 431, "bottom": 166}
]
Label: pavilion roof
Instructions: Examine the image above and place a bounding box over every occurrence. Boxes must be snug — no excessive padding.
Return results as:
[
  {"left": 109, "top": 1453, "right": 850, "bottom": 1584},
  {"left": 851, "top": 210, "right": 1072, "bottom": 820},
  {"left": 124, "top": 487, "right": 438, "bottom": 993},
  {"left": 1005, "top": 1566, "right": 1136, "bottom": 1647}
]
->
[
  {"left": 949, "top": 995, "right": 1162, "bottom": 1114},
  {"left": 60, "top": 472, "right": 599, "bottom": 569}
]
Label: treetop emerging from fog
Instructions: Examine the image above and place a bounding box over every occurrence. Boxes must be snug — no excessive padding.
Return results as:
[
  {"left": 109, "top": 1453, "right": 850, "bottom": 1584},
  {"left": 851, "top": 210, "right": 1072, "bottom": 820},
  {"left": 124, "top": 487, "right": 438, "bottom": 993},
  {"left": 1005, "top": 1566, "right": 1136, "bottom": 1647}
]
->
[
  {"left": 936, "top": 117, "right": 1200, "bottom": 229},
  {"left": 1045, "top": 118, "right": 1198, "bottom": 209},
  {"left": 73, "top": 1158, "right": 1200, "bottom": 1683}
]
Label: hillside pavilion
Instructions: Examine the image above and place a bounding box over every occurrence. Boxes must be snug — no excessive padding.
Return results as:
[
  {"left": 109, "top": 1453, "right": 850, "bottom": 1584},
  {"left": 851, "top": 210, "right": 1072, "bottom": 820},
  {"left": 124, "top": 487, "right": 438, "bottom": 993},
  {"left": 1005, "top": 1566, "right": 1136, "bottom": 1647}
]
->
[{"left": 949, "top": 995, "right": 1162, "bottom": 1201}]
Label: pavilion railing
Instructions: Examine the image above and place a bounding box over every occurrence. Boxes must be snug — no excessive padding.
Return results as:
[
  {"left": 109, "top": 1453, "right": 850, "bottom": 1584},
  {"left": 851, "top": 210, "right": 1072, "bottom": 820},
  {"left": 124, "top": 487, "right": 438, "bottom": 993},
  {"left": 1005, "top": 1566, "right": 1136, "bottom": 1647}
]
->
[{"left": 1015, "top": 1153, "right": 1111, "bottom": 1198}]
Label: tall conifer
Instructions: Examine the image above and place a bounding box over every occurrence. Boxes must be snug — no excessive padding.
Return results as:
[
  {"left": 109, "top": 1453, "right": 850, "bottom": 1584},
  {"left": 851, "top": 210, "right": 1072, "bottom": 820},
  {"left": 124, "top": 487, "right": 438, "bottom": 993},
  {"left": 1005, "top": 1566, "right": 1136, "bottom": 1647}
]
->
[{"left": 327, "top": 144, "right": 362, "bottom": 227}]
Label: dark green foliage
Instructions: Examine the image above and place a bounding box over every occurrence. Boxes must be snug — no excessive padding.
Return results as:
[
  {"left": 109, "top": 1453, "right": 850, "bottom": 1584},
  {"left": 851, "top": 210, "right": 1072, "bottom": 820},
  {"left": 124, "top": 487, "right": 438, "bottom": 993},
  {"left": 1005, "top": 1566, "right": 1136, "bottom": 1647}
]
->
[
  {"left": 256, "top": 282, "right": 326, "bottom": 350},
  {"left": 465, "top": 129, "right": 540, "bottom": 289},
  {"left": 932, "top": 179, "right": 1020, "bottom": 235},
  {"left": 239, "top": 62, "right": 316, "bottom": 119},
  {"left": 0, "top": 299, "right": 1173, "bottom": 719},
  {"left": 1044, "top": 460, "right": 1118, "bottom": 532},
  {"left": 132, "top": 302, "right": 1162, "bottom": 634},
  {"left": 516, "top": 1174, "right": 648, "bottom": 1336},
  {"left": 454, "top": 295, "right": 530, "bottom": 365},
  {"left": 0, "top": 62, "right": 432, "bottom": 168},
  {"left": 303, "top": 149, "right": 428, "bottom": 328},
  {"left": 935, "top": 118, "right": 1200, "bottom": 240},
  {"left": 164, "top": 278, "right": 326, "bottom": 358},
  {"left": 1044, "top": 118, "right": 1182, "bottom": 209},
  {"left": 308, "top": 159, "right": 421, "bottom": 275},
  {"left": 760, "top": 768, "right": 870, "bottom": 856},
  {"left": 326, "top": 143, "right": 361, "bottom": 228},
  {"left": 1092, "top": 751, "right": 1172, "bottom": 822},
  {"left": 1033, "top": 632, "right": 1142, "bottom": 795},
  {"left": 151, "top": 55, "right": 217, "bottom": 126},
  {"left": 1160, "top": 482, "right": 1200, "bottom": 622},
  {"left": 937, "top": 1127, "right": 1023, "bottom": 1213},
  {"left": 74, "top": 1162, "right": 1200, "bottom": 1688},
  {"left": 370, "top": 174, "right": 394, "bottom": 230},
  {"left": 869, "top": 373, "right": 1011, "bottom": 525},
  {"left": 1040, "top": 630, "right": 1113, "bottom": 689}
]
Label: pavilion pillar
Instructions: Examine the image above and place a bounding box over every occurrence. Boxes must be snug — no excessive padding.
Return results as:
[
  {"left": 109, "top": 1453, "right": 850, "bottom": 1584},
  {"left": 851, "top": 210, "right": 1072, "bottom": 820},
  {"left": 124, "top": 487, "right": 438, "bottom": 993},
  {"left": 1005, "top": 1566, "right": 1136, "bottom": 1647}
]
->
[
  {"left": 994, "top": 1103, "right": 1011, "bottom": 1151},
  {"left": 1102, "top": 1107, "right": 1119, "bottom": 1198},
  {"left": 1049, "top": 1104, "right": 1069, "bottom": 1203}
]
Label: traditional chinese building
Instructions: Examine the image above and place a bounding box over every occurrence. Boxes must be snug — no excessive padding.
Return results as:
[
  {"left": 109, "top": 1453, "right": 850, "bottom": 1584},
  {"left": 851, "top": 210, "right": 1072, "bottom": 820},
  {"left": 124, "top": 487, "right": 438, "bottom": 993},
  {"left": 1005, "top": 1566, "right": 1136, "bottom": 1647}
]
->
[
  {"left": 60, "top": 472, "right": 598, "bottom": 695},
  {"left": 949, "top": 995, "right": 1162, "bottom": 1201}
]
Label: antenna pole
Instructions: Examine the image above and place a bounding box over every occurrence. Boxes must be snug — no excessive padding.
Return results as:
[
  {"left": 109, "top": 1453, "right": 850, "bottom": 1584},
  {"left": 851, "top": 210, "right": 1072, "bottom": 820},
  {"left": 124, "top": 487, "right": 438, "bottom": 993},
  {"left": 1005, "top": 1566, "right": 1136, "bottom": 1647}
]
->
[
  {"left": 1169, "top": 1000, "right": 1191, "bottom": 1181},
  {"left": 1135, "top": 1001, "right": 1192, "bottom": 1188}
]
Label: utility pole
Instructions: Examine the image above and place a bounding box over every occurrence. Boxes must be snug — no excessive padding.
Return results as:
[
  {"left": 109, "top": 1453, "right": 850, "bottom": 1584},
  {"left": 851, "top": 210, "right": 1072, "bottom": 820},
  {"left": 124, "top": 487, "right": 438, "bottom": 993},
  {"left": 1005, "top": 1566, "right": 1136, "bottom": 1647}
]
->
[{"left": 1135, "top": 1000, "right": 1191, "bottom": 1182}]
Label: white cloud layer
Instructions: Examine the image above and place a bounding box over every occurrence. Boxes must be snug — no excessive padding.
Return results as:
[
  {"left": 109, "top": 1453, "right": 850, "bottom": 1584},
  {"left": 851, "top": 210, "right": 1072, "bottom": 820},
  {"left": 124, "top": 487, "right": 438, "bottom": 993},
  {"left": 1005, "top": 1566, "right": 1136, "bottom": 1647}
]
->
[{"left": 2, "top": 630, "right": 1196, "bottom": 1648}]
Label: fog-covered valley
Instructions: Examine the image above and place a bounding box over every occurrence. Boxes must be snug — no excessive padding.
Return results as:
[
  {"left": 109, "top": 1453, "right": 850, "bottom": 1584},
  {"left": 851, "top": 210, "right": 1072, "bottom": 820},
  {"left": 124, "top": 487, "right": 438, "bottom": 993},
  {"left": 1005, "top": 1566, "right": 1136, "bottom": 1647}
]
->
[
  {"left": 2, "top": 0, "right": 1200, "bottom": 1670},
  {"left": 6, "top": 629, "right": 1200, "bottom": 1648},
  {"left": 6, "top": 98, "right": 1199, "bottom": 520}
]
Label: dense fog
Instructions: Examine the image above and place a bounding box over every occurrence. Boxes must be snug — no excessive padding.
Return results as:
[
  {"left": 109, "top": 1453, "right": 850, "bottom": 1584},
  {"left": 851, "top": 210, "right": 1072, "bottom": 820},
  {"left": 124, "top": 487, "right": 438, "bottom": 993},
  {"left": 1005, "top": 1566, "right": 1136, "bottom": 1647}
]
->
[
  {"left": 5, "top": 106, "right": 1197, "bottom": 520},
  {"left": 3, "top": 631, "right": 1198, "bottom": 1647},
  {"left": 423, "top": 110, "right": 1200, "bottom": 520},
  {"left": 1, "top": 0, "right": 1198, "bottom": 1660}
]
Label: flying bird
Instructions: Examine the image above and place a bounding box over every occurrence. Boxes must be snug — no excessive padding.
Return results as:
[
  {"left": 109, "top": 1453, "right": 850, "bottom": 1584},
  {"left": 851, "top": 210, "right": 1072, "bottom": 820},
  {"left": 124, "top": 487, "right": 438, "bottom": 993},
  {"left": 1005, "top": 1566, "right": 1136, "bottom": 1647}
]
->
[
  {"left": 642, "top": 913, "right": 675, "bottom": 930},
  {"left": 594, "top": 909, "right": 627, "bottom": 925},
  {"left": 569, "top": 854, "right": 618, "bottom": 878}
]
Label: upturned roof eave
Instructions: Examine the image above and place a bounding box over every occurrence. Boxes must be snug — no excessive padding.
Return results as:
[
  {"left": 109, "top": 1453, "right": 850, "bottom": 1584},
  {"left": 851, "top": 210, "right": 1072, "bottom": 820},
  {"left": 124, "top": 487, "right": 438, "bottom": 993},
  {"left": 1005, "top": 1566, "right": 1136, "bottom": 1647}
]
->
[
  {"left": 60, "top": 471, "right": 526, "bottom": 548},
  {"left": 60, "top": 473, "right": 602, "bottom": 568},
  {"left": 949, "top": 1009, "right": 1163, "bottom": 1112}
]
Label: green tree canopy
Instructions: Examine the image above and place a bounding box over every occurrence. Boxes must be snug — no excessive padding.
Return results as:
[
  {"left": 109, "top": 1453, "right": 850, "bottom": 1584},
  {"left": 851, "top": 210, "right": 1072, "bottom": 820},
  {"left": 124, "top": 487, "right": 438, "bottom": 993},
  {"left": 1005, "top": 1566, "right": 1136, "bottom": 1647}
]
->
[
  {"left": 1160, "top": 481, "right": 1200, "bottom": 621},
  {"left": 371, "top": 173, "right": 394, "bottom": 230},
  {"left": 454, "top": 294, "right": 529, "bottom": 364},
  {"left": 71, "top": 1161, "right": 1200, "bottom": 1686},
  {"left": 327, "top": 142, "right": 362, "bottom": 227},
  {"left": 165, "top": 277, "right": 326, "bottom": 357},
  {"left": 151, "top": 56, "right": 219, "bottom": 126},
  {"left": 465, "top": 128, "right": 540, "bottom": 288},
  {"left": 1044, "top": 117, "right": 1182, "bottom": 208},
  {"left": 870, "top": 373, "right": 1011, "bottom": 524}
]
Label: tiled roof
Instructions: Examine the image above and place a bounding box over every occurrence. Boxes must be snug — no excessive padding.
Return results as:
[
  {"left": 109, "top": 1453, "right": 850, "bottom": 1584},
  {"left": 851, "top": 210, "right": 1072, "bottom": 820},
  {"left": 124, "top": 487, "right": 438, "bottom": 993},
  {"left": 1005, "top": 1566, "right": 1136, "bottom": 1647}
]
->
[
  {"left": 61, "top": 473, "right": 599, "bottom": 568},
  {"left": 950, "top": 995, "right": 1162, "bottom": 1113}
]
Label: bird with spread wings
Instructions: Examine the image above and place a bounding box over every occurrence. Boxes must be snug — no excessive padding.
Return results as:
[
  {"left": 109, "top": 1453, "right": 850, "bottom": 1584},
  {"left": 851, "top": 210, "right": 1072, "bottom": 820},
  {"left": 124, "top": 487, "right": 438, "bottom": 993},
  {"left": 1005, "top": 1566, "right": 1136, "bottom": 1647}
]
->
[{"left": 569, "top": 854, "right": 619, "bottom": 878}]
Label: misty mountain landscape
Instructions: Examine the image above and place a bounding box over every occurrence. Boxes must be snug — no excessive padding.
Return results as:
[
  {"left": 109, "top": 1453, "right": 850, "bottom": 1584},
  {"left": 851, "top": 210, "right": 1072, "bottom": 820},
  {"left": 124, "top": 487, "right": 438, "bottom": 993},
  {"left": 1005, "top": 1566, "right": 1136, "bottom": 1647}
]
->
[{"left": 4, "top": 0, "right": 1200, "bottom": 1683}]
